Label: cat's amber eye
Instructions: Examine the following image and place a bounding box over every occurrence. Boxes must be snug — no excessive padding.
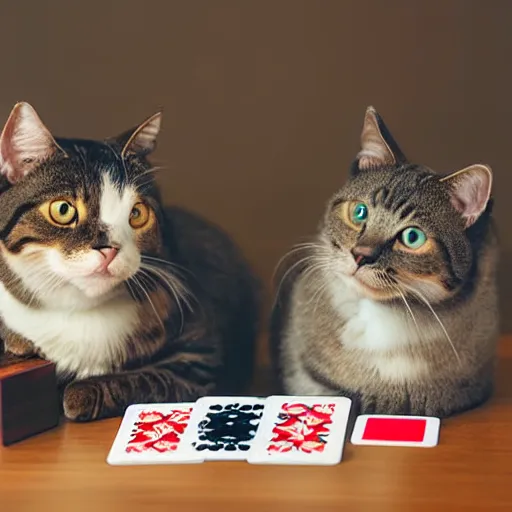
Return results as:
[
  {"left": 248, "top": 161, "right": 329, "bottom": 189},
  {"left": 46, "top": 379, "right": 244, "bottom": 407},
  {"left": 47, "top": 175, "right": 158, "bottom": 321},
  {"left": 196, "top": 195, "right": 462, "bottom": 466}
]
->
[
  {"left": 49, "top": 200, "right": 77, "bottom": 226},
  {"left": 129, "top": 202, "right": 150, "bottom": 229}
]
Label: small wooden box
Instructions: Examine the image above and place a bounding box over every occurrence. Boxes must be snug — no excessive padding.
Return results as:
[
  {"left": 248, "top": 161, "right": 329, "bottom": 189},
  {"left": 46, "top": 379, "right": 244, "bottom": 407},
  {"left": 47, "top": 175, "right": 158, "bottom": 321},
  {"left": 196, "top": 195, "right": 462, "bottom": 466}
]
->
[{"left": 0, "top": 355, "right": 60, "bottom": 446}]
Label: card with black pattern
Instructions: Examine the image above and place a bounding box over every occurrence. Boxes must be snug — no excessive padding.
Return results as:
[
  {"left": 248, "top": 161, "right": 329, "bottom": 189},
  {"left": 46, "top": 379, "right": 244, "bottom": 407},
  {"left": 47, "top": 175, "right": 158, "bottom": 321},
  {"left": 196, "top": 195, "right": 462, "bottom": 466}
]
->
[{"left": 181, "top": 396, "right": 266, "bottom": 460}]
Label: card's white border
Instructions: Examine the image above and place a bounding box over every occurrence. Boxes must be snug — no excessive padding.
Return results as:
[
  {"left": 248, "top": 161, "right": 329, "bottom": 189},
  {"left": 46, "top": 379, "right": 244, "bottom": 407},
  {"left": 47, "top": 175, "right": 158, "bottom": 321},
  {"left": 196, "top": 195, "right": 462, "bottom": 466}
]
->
[
  {"left": 106, "top": 403, "right": 204, "bottom": 465},
  {"left": 350, "top": 414, "right": 440, "bottom": 448},
  {"left": 247, "top": 395, "right": 352, "bottom": 466},
  {"left": 179, "top": 396, "right": 267, "bottom": 461}
]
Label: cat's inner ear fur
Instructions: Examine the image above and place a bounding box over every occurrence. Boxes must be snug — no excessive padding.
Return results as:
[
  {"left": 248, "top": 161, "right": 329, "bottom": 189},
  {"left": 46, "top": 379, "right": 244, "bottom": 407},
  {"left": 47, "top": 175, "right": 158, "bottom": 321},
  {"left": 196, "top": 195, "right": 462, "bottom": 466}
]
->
[
  {"left": 117, "top": 112, "right": 162, "bottom": 159},
  {"left": 356, "top": 106, "right": 407, "bottom": 171},
  {"left": 0, "top": 102, "right": 65, "bottom": 184},
  {"left": 441, "top": 164, "right": 493, "bottom": 228}
]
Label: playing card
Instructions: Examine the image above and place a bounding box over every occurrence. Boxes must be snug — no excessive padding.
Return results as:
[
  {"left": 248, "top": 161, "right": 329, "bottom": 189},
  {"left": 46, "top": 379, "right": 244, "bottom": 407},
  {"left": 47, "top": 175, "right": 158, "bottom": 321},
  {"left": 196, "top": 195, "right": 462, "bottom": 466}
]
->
[
  {"left": 350, "top": 414, "right": 440, "bottom": 447},
  {"left": 106, "top": 403, "right": 204, "bottom": 465},
  {"left": 180, "top": 396, "right": 266, "bottom": 460},
  {"left": 247, "top": 395, "right": 352, "bottom": 466}
]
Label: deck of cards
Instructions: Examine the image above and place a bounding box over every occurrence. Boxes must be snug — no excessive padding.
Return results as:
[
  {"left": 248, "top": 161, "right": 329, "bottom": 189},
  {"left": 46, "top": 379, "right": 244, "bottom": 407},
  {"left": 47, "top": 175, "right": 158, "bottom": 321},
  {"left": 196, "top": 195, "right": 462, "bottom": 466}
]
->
[{"left": 107, "top": 395, "right": 440, "bottom": 466}]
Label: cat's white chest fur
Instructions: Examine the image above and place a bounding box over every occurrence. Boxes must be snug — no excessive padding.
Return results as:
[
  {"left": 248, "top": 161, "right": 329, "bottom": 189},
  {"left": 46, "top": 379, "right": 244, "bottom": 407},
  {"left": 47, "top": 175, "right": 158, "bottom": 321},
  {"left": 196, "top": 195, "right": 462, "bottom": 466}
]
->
[
  {"left": 327, "top": 278, "right": 427, "bottom": 381},
  {"left": 0, "top": 283, "right": 139, "bottom": 378}
]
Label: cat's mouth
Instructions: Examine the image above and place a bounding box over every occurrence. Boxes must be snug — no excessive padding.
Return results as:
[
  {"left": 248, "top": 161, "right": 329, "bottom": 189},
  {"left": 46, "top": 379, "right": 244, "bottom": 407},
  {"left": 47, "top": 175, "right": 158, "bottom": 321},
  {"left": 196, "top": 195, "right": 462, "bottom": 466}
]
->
[
  {"left": 68, "top": 264, "right": 133, "bottom": 298},
  {"left": 73, "top": 273, "right": 125, "bottom": 298},
  {"left": 351, "top": 273, "right": 399, "bottom": 301},
  {"left": 90, "top": 266, "right": 114, "bottom": 277}
]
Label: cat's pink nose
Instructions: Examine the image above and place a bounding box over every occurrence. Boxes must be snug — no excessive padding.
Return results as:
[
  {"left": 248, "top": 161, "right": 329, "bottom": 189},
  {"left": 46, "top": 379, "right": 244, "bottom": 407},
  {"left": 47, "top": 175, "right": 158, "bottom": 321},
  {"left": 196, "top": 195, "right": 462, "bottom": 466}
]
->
[
  {"left": 351, "top": 245, "right": 379, "bottom": 266},
  {"left": 98, "top": 247, "right": 118, "bottom": 267}
]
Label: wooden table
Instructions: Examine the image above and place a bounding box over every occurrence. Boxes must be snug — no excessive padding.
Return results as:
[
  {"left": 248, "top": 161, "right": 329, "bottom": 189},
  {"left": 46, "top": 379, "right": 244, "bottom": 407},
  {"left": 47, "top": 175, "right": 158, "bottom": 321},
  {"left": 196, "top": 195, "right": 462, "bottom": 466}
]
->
[{"left": 1, "top": 338, "right": 512, "bottom": 512}]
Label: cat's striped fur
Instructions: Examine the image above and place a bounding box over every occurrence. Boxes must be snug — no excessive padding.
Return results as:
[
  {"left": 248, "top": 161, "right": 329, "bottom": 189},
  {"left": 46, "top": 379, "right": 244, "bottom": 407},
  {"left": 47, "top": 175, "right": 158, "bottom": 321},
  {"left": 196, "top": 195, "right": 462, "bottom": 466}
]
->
[
  {"left": 0, "top": 103, "right": 259, "bottom": 422},
  {"left": 271, "top": 107, "right": 499, "bottom": 418}
]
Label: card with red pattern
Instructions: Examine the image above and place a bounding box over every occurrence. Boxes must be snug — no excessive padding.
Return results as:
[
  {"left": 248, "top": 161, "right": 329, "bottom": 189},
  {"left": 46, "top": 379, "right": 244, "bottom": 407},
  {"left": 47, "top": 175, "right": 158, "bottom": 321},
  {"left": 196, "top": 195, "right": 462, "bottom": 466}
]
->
[
  {"left": 106, "top": 403, "right": 204, "bottom": 465},
  {"left": 247, "top": 396, "right": 352, "bottom": 466}
]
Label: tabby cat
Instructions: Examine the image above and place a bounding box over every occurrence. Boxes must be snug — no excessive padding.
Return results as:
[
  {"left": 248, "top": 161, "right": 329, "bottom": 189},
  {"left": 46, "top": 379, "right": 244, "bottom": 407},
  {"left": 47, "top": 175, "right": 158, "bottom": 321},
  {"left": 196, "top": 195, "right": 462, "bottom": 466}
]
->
[
  {"left": 271, "top": 106, "right": 499, "bottom": 418},
  {"left": 0, "top": 102, "right": 258, "bottom": 422}
]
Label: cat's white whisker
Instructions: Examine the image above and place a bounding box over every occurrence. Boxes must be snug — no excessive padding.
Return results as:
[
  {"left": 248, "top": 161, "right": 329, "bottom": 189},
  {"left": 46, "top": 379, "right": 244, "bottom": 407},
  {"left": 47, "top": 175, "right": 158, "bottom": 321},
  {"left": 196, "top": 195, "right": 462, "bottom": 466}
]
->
[
  {"left": 132, "top": 166, "right": 165, "bottom": 190},
  {"left": 310, "top": 278, "right": 332, "bottom": 315},
  {"left": 301, "top": 260, "right": 333, "bottom": 302},
  {"left": 271, "top": 242, "right": 329, "bottom": 283},
  {"left": 301, "top": 260, "right": 332, "bottom": 284},
  {"left": 271, "top": 246, "right": 312, "bottom": 283},
  {"left": 401, "top": 284, "right": 462, "bottom": 365},
  {"left": 119, "top": 152, "right": 129, "bottom": 181},
  {"left": 130, "top": 274, "right": 165, "bottom": 331},
  {"left": 143, "top": 265, "right": 195, "bottom": 311},
  {"left": 314, "top": 284, "right": 332, "bottom": 314},
  {"left": 391, "top": 281, "right": 421, "bottom": 340},
  {"left": 273, "top": 255, "right": 320, "bottom": 308},
  {"left": 74, "top": 144, "right": 89, "bottom": 172},
  {"left": 133, "top": 166, "right": 165, "bottom": 182},
  {"left": 138, "top": 264, "right": 195, "bottom": 333},
  {"left": 21, "top": 265, "right": 63, "bottom": 308},
  {"left": 103, "top": 141, "right": 122, "bottom": 163},
  {"left": 141, "top": 255, "right": 194, "bottom": 279}
]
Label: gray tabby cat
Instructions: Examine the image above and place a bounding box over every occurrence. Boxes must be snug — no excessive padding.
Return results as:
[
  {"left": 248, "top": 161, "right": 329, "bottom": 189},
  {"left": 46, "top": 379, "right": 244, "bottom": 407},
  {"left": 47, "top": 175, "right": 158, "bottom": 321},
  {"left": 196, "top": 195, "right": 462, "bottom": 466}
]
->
[
  {"left": 0, "top": 102, "right": 258, "bottom": 422},
  {"left": 271, "top": 106, "right": 499, "bottom": 418}
]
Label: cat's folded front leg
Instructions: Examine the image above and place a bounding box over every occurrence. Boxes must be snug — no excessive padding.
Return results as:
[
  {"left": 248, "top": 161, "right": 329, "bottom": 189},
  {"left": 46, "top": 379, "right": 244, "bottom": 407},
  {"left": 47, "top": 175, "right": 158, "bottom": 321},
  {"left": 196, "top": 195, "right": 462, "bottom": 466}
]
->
[{"left": 63, "top": 359, "right": 216, "bottom": 422}]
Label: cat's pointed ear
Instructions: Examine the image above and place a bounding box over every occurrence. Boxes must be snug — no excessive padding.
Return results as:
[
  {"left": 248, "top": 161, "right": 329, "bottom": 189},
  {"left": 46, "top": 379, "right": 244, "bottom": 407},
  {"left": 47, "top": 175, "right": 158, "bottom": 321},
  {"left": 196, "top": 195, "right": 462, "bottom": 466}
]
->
[
  {"left": 440, "top": 164, "right": 493, "bottom": 228},
  {"left": 356, "top": 106, "right": 407, "bottom": 171},
  {"left": 0, "top": 102, "right": 65, "bottom": 184},
  {"left": 117, "top": 112, "right": 162, "bottom": 159}
]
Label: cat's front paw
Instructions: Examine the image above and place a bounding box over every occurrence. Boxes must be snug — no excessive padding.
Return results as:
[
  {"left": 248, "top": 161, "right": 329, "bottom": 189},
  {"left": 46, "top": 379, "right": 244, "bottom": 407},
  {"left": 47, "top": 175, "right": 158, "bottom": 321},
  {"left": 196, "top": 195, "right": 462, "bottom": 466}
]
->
[
  {"left": 63, "top": 380, "right": 101, "bottom": 422},
  {"left": 4, "top": 334, "right": 40, "bottom": 358}
]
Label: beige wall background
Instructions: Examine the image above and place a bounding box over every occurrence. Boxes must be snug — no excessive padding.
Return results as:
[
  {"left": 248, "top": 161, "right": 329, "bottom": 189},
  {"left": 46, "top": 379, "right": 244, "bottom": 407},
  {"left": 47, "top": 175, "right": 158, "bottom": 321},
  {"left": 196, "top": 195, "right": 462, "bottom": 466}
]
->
[{"left": 1, "top": 1, "right": 511, "bottom": 359}]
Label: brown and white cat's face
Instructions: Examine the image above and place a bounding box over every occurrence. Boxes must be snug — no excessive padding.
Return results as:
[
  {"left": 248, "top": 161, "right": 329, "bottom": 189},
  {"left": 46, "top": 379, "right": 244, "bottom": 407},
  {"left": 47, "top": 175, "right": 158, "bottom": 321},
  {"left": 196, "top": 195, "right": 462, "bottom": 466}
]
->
[
  {"left": 0, "top": 102, "right": 165, "bottom": 304},
  {"left": 320, "top": 107, "right": 493, "bottom": 304}
]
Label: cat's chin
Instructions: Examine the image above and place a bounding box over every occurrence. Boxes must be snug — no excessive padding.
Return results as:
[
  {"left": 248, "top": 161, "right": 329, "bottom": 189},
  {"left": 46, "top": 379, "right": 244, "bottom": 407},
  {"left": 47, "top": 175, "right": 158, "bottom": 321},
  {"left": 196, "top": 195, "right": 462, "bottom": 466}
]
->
[
  {"left": 72, "top": 275, "right": 124, "bottom": 299},
  {"left": 350, "top": 276, "right": 398, "bottom": 302}
]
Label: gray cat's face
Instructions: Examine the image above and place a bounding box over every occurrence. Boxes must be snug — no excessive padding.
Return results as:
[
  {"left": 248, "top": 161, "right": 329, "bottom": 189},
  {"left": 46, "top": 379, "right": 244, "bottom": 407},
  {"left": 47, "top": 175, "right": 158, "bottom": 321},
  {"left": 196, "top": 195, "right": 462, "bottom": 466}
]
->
[
  {"left": 319, "top": 107, "right": 493, "bottom": 304},
  {"left": 0, "top": 103, "right": 165, "bottom": 304}
]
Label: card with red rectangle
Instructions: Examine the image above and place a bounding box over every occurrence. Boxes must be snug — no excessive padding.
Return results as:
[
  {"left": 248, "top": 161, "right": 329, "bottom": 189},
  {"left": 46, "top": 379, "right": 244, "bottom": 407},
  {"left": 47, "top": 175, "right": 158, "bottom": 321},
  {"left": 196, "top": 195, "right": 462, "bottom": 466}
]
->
[
  {"left": 247, "top": 396, "right": 352, "bottom": 466},
  {"left": 350, "top": 414, "right": 440, "bottom": 447},
  {"left": 106, "top": 403, "right": 204, "bottom": 465}
]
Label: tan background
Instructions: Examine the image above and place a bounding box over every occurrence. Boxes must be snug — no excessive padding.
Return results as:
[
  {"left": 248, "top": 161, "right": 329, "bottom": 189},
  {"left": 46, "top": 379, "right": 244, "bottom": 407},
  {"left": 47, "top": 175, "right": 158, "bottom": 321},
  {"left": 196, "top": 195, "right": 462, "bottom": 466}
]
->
[{"left": 1, "top": 1, "right": 511, "bottom": 361}]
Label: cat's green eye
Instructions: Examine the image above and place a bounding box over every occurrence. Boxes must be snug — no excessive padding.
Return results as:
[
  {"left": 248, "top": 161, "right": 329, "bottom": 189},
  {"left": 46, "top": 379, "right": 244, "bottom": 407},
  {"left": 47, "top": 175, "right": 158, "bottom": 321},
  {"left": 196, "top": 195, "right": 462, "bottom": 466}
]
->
[
  {"left": 351, "top": 203, "right": 368, "bottom": 224},
  {"left": 49, "top": 200, "right": 77, "bottom": 226},
  {"left": 401, "top": 227, "right": 427, "bottom": 250}
]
